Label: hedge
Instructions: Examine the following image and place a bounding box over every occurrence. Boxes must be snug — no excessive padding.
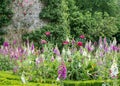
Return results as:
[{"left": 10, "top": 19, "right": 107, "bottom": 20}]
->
[{"left": 0, "top": 71, "right": 120, "bottom": 86}]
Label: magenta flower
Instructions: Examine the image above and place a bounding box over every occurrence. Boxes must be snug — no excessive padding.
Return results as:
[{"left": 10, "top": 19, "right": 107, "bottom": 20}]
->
[
  {"left": 58, "top": 62, "right": 67, "bottom": 80},
  {"left": 77, "top": 41, "right": 83, "bottom": 46},
  {"left": 3, "top": 42, "right": 9, "bottom": 47}
]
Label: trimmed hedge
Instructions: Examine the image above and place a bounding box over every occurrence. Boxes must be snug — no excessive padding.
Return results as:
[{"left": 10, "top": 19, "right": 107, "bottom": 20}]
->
[
  {"left": 0, "top": 71, "right": 120, "bottom": 86},
  {"left": 0, "top": 71, "right": 58, "bottom": 86}
]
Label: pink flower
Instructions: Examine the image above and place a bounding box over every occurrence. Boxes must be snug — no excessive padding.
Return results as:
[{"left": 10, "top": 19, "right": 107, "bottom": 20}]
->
[
  {"left": 24, "top": 0, "right": 28, "bottom": 3},
  {"left": 45, "top": 32, "right": 51, "bottom": 36},
  {"left": 77, "top": 41, "right": 83, "bottom": 46},
  {"left": 80, "top": 35, "right": 85, "bottom": 39},
  {"left": 41, "top": 40, "right": 47, "bottom": 44},
  {"left": 63, "top": 41, "right": 69, "bottom": 45}
]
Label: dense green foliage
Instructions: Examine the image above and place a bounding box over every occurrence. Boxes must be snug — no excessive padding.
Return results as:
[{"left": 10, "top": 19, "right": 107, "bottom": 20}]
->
[
  {"left": 0, "top": 55, "right": 14, "bottom": 71},
  {"left": 23, "top": 0, "right": 120, "bottom": 47},
  {"left": 0, "top": 0, "right": 13, "bottom": 45}
]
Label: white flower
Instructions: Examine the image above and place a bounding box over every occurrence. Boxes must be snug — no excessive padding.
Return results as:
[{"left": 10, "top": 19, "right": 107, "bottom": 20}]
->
[
  {"left": 21, "top": 73, "right": 26, "bottom": 84},
  {"left": 110, "top": 62, "right": 119, "bottom": 78},
  {"left": 62, "top": 48, "right": 66, "bottom": 56},
  {"left": 56, "top": 56, "right": 62, "bottom": 62},
  {"left": 83, "top": 50, "right": 87, "bottom": 57},
  {"left": 67, "top": 48, "right": 71, "bottom": 56},
  {"left": 88, "top": 54, "right": 91, "bottom": 61},
  {"left": 56, "top": 77, "right": 60, "bottom": 81},
  {"left": 66, "top": 37, "right": 70, "bottom": 42}
]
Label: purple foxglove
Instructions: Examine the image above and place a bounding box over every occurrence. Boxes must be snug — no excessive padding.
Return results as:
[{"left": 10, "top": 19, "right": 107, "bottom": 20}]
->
[
  {"left": 58, "top": 62, "right": 67, "bottom": 80},
  {"left": 71, "top": 39, "right": 75, "bottom": 45},
  {"left": 3, "top": 42, "right": 9, "bottom": 47},
  {"left": 31, "top": 43, "right": 34, "bottom": 53},
  {"left": 53, "top": 46, "right": 60, "bottom": 56}
]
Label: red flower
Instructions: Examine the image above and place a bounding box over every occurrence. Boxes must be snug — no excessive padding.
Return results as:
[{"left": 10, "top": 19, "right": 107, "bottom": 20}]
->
[
  {"left": 45, "top": 32, "right": 51, "bottom": 36},
  {"left": 80, "top": 35, "right": 85, "bottom": 39},
  {"left": 63, "top": 41, "right": 69, "bottom": 45},
  {"left": 77, "top": 41, "right": 83, "bottom": 46}
]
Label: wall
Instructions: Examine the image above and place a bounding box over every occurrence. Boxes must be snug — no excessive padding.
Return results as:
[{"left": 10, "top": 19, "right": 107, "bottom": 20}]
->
[{"left": 6, "top": 0, "right": 46, "bottom": 30}]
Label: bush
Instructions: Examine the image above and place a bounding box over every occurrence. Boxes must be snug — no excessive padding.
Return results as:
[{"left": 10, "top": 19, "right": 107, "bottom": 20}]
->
[
  {"left": 0, "top": 0, "right": 13, "bottom": 45},
  {"left": 22, "top": 24, "right": 68, "bottom": 49},
  {"left": 0, "top": 56, "right": 14, "bottom": 71}
]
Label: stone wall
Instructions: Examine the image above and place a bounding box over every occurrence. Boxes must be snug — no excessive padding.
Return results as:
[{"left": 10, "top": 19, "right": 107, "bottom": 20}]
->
[{"left": 6, "top": 0, "right": 46, "bottom": 30}]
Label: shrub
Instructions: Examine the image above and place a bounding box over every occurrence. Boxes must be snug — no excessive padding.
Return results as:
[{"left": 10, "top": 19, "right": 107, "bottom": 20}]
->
[
  {"left": 0, "top": 56, "right": 14, "bottom": 71},
  {"left": 0, "top": 0, "right": 13, "bottom": 45}
]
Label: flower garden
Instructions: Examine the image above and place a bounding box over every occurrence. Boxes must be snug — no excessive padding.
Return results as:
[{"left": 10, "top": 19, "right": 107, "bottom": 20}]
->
[
  {"left": 0, "top": 0, "right": 120, "bottom": 86},
  {"left": 0, "top": 35, "right": 120, "bottom": 86}
]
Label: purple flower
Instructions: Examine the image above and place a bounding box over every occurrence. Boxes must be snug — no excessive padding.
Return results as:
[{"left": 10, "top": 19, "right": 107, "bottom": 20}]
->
[
  {"left": 103, "top": 37, "right": 107, "bottom": 46},
  {"left": 13, "top": 40, "right": 17, "bottom": 44},
  {"left": 85, "top": 41, "right": 94, "bottom": 52},
  {"left": 31, "top": 43, "right": 34, "bottom": 53},
  {"left": 53, "top": 46, "right": 60, "bottom": 56},
  {"left": 3, "top": 42, "right": 9, "bottom": 47},
  {"left": 58, "top": 62, "right": 67, "bottom": 80},
  {"left": 99, "top": 52, "right": 104, "bottom": 58},
  {"left": 71, "top": 39, "right": 75, "bottom": 45},
  {"left": 99, "top": 37, "right": 103, "bottom": 49}
]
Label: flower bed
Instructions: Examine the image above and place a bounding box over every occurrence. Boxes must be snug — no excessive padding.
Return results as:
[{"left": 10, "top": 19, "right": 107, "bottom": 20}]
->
[{"left": 0, "top": 36, "right": 120, "bottom": 85}]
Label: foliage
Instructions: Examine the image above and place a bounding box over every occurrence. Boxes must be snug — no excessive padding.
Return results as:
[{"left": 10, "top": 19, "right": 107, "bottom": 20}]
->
[
  {"left": 22, "top": 24, "right": 69, "bottom": 49},
  {"left": 0, "top": 0, "right": 13, "bottom": 45},
  {"left": 37, "top": 0, "right": 120, "bottom": 44},
  {"left": 23, "top": 0, "right": 71, "bottom": 48},
  {"left": 0, "top": 55, "right": 14, "bottom": 71}
]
